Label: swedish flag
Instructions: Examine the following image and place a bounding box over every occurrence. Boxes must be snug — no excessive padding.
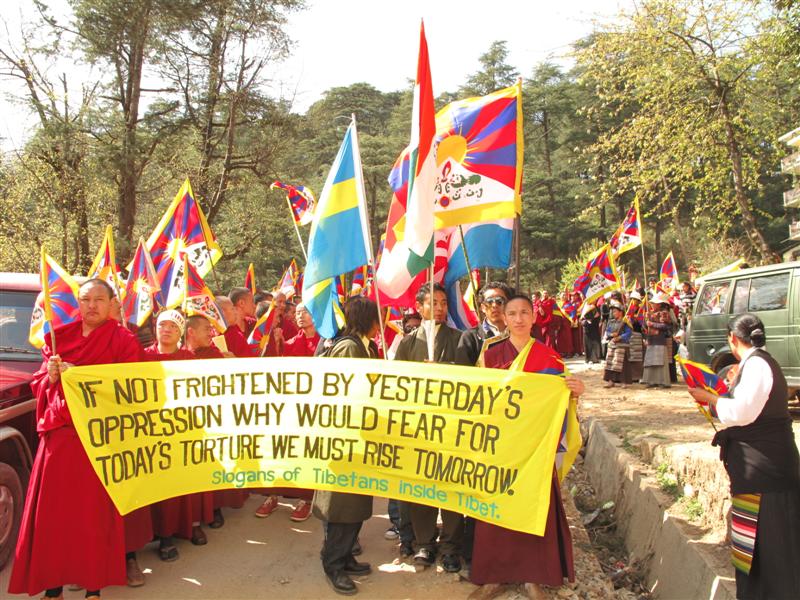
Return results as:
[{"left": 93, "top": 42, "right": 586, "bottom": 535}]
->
[{"left": 302, "top": 120, "right": 370, "bottom": 338}]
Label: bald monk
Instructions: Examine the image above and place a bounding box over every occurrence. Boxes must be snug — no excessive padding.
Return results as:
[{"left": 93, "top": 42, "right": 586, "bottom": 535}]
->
[
  {"left": 9, "top": 279, "right": 141, "bottom": 600},
  {"left": 217, "top": 296, "right": 257, "bottom": 357}
]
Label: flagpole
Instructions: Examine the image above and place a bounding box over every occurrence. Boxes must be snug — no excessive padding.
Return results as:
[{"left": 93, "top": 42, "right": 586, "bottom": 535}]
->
[
  {"left": 637, "top": 199, "right": 651, "bottom": 326},
  {"left": 458, "top": 225, "right": 482, "bottom": 318},
  {"left": 427, "top": 263, "right": 435, "bottom": 362},
  {"left": 286, "top": 196, "right": 309, "bottom": 263},
  {"left": 351, "top": 112, "right": 388, "bottom": 358}
]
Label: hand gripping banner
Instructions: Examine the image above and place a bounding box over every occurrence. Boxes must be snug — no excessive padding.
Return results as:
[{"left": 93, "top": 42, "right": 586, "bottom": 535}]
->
[{"left": 62, "top": 357, "right": 569, "bottom": 535}]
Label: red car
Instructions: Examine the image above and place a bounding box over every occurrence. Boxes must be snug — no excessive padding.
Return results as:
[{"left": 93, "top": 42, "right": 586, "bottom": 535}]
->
[{"left": 0, "top": 273, "right": 42, "bottom": 570}]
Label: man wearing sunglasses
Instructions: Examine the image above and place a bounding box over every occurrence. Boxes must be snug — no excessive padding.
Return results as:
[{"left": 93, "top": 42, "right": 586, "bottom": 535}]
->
[{"left": 455, "top": 281, "right": 514, "bottom": 367}]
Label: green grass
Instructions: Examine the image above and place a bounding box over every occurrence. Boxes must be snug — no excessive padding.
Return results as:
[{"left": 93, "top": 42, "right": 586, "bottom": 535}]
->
[
  {"left": 655, "top": 463, "right": 681, "bottom": 499},
  {"left": 682, "top": 497, "right": 704, "bottom": 521}
]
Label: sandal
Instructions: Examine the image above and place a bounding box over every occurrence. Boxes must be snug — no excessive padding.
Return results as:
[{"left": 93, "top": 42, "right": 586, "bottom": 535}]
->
[
  {"left": 191, "top": 525, "right": 207, "bottom": 546},
  {"left": 209, "top": 508, "right": 224, "bottom": 529},
  {"left": 159, "top": 543, "right": 179, "bottom": 561}
]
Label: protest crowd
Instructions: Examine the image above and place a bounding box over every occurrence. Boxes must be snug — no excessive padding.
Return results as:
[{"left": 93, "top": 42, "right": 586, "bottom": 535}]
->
[{"left": 7, "top": 23, "right": 799, "bottom": 600}]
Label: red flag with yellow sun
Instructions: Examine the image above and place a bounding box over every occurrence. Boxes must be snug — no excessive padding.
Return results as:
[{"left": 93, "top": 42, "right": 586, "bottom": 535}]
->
[
  {"left": 433, "top": 82, "right": 523, "bottom": 229},
  {"left": 137, "top": 179, "right": 222, "bottom": 308}
]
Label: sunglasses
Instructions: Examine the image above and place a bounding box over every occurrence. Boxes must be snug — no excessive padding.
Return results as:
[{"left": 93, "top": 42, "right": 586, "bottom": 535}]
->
[{"left": 483, "top": 297, "right": 506, "bottom": 306}]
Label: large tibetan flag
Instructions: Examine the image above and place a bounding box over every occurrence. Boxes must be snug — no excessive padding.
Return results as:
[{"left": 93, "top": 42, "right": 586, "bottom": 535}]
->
[
  {"left": 141, "top": 179, "right": 222, "bottom": 308},
  {"left": 122, "top": 238, "right": 161, "bottom": 328},
  {"left": 609, "top": 199, "right": 642, "bottom": 257},
  {"left": 659, "top": 251, "right": 679, "bottom": 293},
  {"left": 182, "top": 255, "right": 226, "bottom": 334},
  {"left": 244, "top": 263, "right": 257, "bottom": 295},
  {"left": 433, "top": 82, "right": 523, "bottom": 229},
  {"left": 301, "top": 119, "right": 370, "bottom": 339},
  {"left": 271, "top": 181, "right": 316, "bottom": 226},
  {"left": 375, "top": 22, "right": 437, "bottom": 303},
  {"left": 277, "top": 260, "right": 300, "bottom": 297},
  {"left": 87, "top": 225, "right": 124, "bottom": 297},
  {"left": 29, "top": 248, "right": 80, "bottom": 349},
  {"left": 573, "top": 244, "right": 621, "bottom": 304}
]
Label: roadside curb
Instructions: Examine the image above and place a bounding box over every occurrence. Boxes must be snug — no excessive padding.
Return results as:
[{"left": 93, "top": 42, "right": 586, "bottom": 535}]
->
[{"left": 580, "top": 417, "right": 736, "bottom": 599}]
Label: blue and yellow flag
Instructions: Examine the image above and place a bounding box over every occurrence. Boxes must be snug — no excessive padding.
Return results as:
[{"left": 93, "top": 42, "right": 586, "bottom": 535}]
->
[{"left": 302, "top": 120, "right": 370, "bottom": 338}]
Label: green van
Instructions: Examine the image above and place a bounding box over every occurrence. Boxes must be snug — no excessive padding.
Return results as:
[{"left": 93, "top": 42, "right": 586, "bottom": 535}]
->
[{"left": 685, "top": 260, "right": 800, "bottom": 398}]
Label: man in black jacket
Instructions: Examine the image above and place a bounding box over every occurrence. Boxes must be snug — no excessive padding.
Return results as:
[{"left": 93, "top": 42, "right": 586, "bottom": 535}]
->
[{"left": 455, "top": 281, "right": 514, "bottom": 367}]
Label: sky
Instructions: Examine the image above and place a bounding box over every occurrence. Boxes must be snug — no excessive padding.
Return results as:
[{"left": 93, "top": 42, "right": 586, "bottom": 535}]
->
[{"left": 0, "top": 0, "right": 632, "bottom": 152}]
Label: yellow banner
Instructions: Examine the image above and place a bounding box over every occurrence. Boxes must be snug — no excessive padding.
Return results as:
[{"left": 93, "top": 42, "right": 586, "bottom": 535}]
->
[{"left": 61, "top": 357, "right": 569, "bottom": 535}]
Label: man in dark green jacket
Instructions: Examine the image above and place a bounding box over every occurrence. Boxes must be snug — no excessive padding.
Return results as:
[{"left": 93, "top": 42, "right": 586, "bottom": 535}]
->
[
  {"left": 394, "top": 283, "right": 464, "bottom": 573},
  {"left": 312, "top": 297, "right": 380, "bottom": 595}
]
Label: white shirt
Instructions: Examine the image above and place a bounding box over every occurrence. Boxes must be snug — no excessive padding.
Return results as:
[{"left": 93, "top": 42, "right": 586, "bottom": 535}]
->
[{"left": 715, "top": 346, "right": 773, "bottom": 427}]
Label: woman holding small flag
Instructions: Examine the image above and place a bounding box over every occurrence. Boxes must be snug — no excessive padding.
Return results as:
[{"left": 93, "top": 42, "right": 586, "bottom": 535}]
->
[
  {"left": 688, "top": 314, "right": 800, "bottom": 599},
  {"left": 470, "top": 293, "right": 584, "bottom": 600}
]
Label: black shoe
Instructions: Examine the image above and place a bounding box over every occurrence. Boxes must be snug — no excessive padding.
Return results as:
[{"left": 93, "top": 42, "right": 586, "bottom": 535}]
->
[
  {"left": 343, "top": 557, "right": 372, "bottom": 576},
  {"left": 351, "top": 538, "right": 362, "bottom": 556},
  {"left": 325, "top": 571, "right": 357, "bottom": 595},
  {"left": 441, "top": 554, "right": 461, "bottom": 573},
  {"left": 414, "top": 547, "right": 435, "bottom": 566},
  {"left": 399, "top": 542, "right": 414, "bottom": 558},
  {"left": 209, "top": 508, "right": 224, "bottom": 529}
]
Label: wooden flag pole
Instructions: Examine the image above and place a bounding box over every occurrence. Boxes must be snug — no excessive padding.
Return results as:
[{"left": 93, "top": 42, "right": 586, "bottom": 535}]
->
[
  {"left": 351, "top": 112, "right": 388, "bottom": 358},
  {"left": 286, "top": 196, "right": 309, "bottom": 263},
  {"left": 427, "top": 263, "right": 435, "bottom": 363}
]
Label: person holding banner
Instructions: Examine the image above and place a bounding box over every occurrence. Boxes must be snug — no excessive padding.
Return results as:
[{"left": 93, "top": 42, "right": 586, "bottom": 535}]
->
[
  {"left": 141, "top": 310, "right": 201, "bottom": 559},
  {"left": 9, "top": 280, "right": 141, "bottom": 599},
  {"left": 470, "top": 293, "right": 584, "bottom": 600},
  {"left": 253, "top": 302, "right": 318, "bottom": 522},
  {"left": 312, "top": 296, "right": 379, "bottom": 596},
  {"left": 217, "top": 296, "right": 258, "bottom": 357},
  {"left": 455, "top": 281, "right": 513, "bottom": 367},
  {"left": 394, "top": 283, "right": 464, "bottom": 573},
  {"left": 687, "top": 315, "right": 800, "bottom": 600}
]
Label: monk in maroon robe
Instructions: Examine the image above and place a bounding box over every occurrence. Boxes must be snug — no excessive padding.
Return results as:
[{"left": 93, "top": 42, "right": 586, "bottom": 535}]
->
[
  {"left": 9, "top": 279, "right": 141, "bottom": 599},
  {"left": 254, "top": 303, "right": 316, "bottom": 521},
  {"left": 218, "top": 295, "right": 258, "bottom": 357},
  {"left": 471, "top": 294, "right": 585, "bottom": 600}
]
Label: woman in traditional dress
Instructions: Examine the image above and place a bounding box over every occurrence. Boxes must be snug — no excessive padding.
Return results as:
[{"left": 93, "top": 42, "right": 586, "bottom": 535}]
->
[
  {"left": 641, "top": 295, "right": 673, "bottom": 388},
  {"left": 602, "top": 301, "right": 632, "bottom": 388},
  {"left": 470, "top": 294, "right": 585, "bottom": 600},
  {"left": 688, "top": 314, "right": 800, "bottom": 600}
]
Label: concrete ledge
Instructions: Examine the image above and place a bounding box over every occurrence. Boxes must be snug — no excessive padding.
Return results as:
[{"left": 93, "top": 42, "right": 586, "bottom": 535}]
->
[{"left": 581, "top": 418, "right": 736, "bottom": 600}]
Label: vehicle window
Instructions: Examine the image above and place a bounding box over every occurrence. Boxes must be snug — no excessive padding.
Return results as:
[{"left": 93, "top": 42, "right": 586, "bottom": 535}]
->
[
  {"left": 748, "top": 273, "right": 790, "bottom": 311},
  {"left": 732, "top": 279, "right": 751, "bottom": 314},
  {"left": 0, "top": 291, "right": 40, "bottom": 357},
  {"left": 695, "top": 281, "right": 731, "bottom": 315}
]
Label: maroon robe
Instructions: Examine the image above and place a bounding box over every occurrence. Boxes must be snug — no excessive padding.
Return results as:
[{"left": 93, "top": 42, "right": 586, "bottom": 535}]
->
[
  {"left": 142, "top": 344, "right": 215, "bottom": 538},
  {"left": 470, "top": 338, "right": 575, "bottom": 587},
  {"left": 224, "top": 323, "right": 258, "bottom": 357},
  {"left": 9, "top": 319, "right": 140, "bottom": 595},
  {"left": 282, "top": 330, "right": 321, "bottom": 357},
  {"left": 555, "top": 314, "right": 574, "bottom": 356}
]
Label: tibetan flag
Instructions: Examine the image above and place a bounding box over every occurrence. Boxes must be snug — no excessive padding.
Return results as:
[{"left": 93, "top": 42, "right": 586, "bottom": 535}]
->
[
  {"left": 376, "top": 22, "right": 437, "bottom": 303},
  {"left": 302, "top": 119, "right": 371, "bottom": 339},
  {"left": 247, "top": 299, "right": 277, "bottom": 350},
  {"left": 623, "top": 299, "right": 645, "bottom": 328},
  {"left": 244, "top": 263, "right": 257, "bottom": 295},
  {"left": 560, "top": 299, "right": 581, "bottom": 325},
  {"left": 676, "top": 355, "right": 729, "bottom": 397},
  {"left": 29, "top": 248, "right": 80, "bottom": 349},
  {"left": 271, "top": 181, "right": 316, "bottom": 226},
  {"left": 350, "top": 264, "right": 369, "bottom": 297},
  {"left": 87, "top": 225, "right": 124, "bottom": 297},
  {"left": 433, "top": 82, "right": 523, "bottom": 229},
  {"left": 141, "top": 179, "right": 222, "bottom": 308},
  {"left": 335, "top": 274, "right": 347, "bottom": 305},
  {"left": 122, "top": 239, "right": 161, "bottom": 328},
  {"left": 573, "top": 245, "right": 621, "bottom": 304},
  {"left": 660, "top": 251, "right": 679, "bottom": 293},
  {"left": 182, "top": 255, "right": 226, "bottom": 334},
  {"left": 277, "top": 260, "right": 300, "bottom": 297},
  {"left": 609, "top": 199, "right": 642, "bottom": 257}
]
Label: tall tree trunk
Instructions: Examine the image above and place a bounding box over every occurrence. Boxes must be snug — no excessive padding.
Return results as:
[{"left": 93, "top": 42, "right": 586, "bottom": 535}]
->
[
  {"left": 717, "top": 89, "right": 780, "bottom": 263},
  {"left": 541, "top": 107, "right": 558, "bottom": 280}
]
